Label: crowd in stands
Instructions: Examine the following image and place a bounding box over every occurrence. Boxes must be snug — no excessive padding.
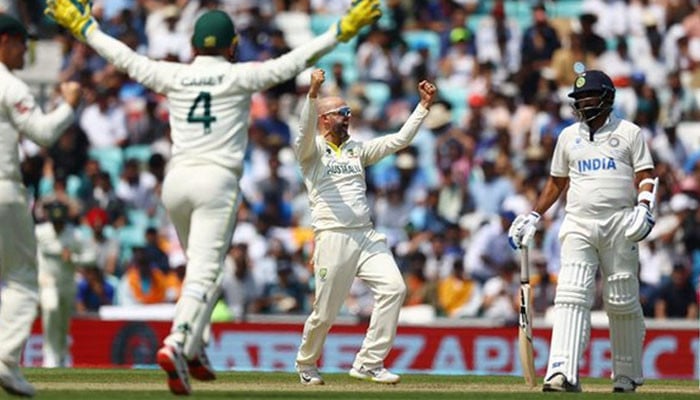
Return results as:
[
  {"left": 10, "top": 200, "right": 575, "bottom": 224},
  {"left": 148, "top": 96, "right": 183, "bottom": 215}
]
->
[{"left": 5, "top": 0, "right": 700, "bottom": 324}]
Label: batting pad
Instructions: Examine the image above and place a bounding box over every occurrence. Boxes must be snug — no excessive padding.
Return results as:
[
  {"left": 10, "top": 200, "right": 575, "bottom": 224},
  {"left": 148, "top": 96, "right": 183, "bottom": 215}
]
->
[
  {"left": 546, "top": 261, "right": 596, "bottom": 385},
  {"left": 605, "top": 273, "right": 644, "bottom": 383}
]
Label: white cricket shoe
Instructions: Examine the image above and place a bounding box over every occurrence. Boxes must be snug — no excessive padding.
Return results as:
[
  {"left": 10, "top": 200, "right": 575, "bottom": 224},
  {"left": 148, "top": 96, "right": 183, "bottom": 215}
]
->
[
  {"left": 613, "top": 375, "right": 640, "bottom": 393},
  {"left": 542, "top": 373, "right": 581, "bottom": 393},
  {"left": 0, "top": 360, "right": 35, "bottom": 397},
  {"left": 299, "top": 368, "right": 324, "bottom": 385},
  {"left": 156, "top": 345, "right": 191, "bottom": 395},
  {"left": 187, "top": 346, "right": 216, "bottom": 381},
  {"left": 349, "top": 366, "right": 400, "bottom": 384}
]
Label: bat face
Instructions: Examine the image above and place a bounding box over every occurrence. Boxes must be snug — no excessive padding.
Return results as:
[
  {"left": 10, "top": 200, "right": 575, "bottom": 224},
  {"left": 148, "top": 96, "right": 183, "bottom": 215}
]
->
[{"left": 519, "top": 284, "right": 536, "bottom": 387}]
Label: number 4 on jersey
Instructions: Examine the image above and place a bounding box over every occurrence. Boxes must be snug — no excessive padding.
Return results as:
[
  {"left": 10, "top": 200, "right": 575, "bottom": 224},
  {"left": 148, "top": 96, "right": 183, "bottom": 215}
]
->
[{"left": 187, "top": 91, "right": 217, "bottom": 134}]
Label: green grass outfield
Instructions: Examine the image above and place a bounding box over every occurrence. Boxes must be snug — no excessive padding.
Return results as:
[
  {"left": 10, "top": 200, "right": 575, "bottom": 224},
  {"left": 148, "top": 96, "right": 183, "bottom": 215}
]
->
[{"left": 19, "top": 369, "right": 698, "bottom": 399}]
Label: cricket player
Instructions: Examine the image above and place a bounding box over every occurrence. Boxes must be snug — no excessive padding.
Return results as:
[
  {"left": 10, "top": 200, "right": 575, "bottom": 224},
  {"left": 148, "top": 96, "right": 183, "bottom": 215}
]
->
[
  {"left": 293, "top": 69, "right": 437, "bottom": 385},
  {"left": 36, "top": 201, "right": 84, "bottom": 368},
  {"left": 45, "top": 0, "right": 382, "bottom": 395},
  {"left": 0, "top": 13, "right": 81, "bottom": 397},
  {"left": 508, "top": 70, "right": 656, "bottom": 393}
]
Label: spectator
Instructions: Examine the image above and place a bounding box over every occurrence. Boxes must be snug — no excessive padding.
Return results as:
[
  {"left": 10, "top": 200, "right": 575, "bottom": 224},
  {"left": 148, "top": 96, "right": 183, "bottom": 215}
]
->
[
  {"left": 654, "top": 263, "right": 699, "bottom": 319},
  {"left": 221, "top": 243, "right": 259, "bottom": 321},
  {"left": 117, "top": 247, "right": 171, "bottom": 305},
  {"left": 144, "top": 226, "right": 169, "bottom": 273},
  {"left": 437, "top": 259, "right": 482, "bottom": 318},
  {"left": 480, "top": 260, "right": 518, "bottom": 324},
  {"left": 79, "top": 86, "right": 128, "bottom": 149},
  {"left": 83, "top": 207, "right": 120, "bottom": 276},
  {"left": 75, "top": 261, "right": 117, "bottom": 313}
]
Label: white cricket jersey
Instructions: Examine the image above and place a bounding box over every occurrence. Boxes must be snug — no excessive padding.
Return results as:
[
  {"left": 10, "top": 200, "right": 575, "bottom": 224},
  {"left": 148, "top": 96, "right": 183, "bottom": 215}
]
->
[
  {"left": 36, "top": 222, "right": 83, "bottom": 286},
  {"left": 0, "top": 63, "right": 74, "bottom": 182},
  {"left": 550, "top": 116, "right": 654, "bottom": 218},
  {"left": 294, "top": 95, "right": 428, "bottom": 232},
  {"left": 86, "top": 29, "right": 338, "bottom": 175}
]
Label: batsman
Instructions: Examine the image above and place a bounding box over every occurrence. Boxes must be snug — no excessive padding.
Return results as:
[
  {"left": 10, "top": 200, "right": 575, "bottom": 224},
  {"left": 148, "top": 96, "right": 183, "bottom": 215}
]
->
[
  {"left": 45, "top": 0, "right": 382, "bottom": 395},
  {"left": 508, "top": 69, "right": 656, "bottom": 393}
]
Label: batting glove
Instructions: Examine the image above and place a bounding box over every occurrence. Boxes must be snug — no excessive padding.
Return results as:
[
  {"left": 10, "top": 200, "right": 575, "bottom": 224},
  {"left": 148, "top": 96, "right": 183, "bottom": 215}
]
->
[
  {"left": 44, "top": 0, "right": 98, "bottom": 42},
  {"left": 336, "top": 0, "right": 381, "bottom": 42},
  {"left": 624, "top": 203, "right": 655, "bottom": 242},
  {"left": 508, "top": 211, "right": 540, "bottom": 249}
]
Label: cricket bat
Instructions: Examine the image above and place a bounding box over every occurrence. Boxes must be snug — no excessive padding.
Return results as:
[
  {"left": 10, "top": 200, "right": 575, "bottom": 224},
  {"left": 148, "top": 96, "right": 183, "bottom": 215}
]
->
[{"left": 519, "top": 246, "right": 537, "bottom": 387}]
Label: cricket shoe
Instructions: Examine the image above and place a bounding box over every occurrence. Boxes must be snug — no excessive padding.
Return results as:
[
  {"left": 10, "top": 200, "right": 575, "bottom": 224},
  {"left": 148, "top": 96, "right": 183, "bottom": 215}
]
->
[
  {"left": 542, "top": 373, "right": 581, "bottom": 393},
  {"left": 299, "top": 368, "right": 324, "bottom": 385},
  {"left": 157, "top": 345, "right": 191, "bottom": 395},
  {"left": 349, "top": 366, "right": 400, "bottom": 384},
  {"left": 187, "top": 346, "right": 216, "bottom": 381},
  {"left": 612, "top": 375, "right": 640, "bottom": 393},
  {"left": 0, "top": 360, "right": 35, "bottom": 397}
]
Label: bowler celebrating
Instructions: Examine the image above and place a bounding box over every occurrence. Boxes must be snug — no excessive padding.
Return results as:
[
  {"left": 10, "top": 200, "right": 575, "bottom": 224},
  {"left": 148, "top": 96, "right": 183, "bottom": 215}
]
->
[{"left": 294, "top": 69, "right": 436, "bottom": 385}]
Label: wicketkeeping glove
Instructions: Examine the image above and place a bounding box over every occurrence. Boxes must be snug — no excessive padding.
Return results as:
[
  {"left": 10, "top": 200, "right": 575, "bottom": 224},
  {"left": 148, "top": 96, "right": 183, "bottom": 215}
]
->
[
  {"left": 44, "top": 0, "right": 98, "bottom": 42},
  {"left": 336, "top": 0, "right": 382, "bottom": 42},
  {"left": 508, "top": 211, "right": 540, "bottom": 249},
  {"left": 624, "top": 203, "right": 655, "bottom": 242}
]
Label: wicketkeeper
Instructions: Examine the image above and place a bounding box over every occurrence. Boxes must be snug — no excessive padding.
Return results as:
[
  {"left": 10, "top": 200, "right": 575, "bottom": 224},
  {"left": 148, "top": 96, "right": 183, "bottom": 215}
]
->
[{"left": 509, "top": 69, "right": 656, "bottom": 393}]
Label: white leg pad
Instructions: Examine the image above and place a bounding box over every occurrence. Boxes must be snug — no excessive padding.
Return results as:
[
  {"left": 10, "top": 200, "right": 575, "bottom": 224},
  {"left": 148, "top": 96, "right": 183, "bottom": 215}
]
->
[
  {"left": 546, "top": 262, "right": 596, "bottom": 386},
  {"left": 604, "top": 273, "right": 644, "bottom": 384}
]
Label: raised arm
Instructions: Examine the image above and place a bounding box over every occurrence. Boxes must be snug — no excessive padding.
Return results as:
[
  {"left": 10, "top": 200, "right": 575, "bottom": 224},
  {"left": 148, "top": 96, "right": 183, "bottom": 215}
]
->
[
  {"left": 294, "top": 69, "right": 325, "bottom": 163},
  {"left": 45, "top": 0, "right": 176, "bottom": 92},
  {"left": 361, "top": 80, "right": 436, "bottom": 165},
  {"left": 223, "top": 0, "right": 383, "bottom": 92},
  {"left": 10, "top": 81, "right": 80, "bottom": 146}
]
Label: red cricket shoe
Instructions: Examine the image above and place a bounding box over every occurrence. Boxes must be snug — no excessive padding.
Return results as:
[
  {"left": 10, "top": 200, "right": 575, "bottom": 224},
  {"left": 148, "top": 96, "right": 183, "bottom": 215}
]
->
[
  {"left": 187, "top": 347, "right": 216, "bottom": 381},
  {"left": 157, "top": 345, "right": 191, "bottom": 395}
]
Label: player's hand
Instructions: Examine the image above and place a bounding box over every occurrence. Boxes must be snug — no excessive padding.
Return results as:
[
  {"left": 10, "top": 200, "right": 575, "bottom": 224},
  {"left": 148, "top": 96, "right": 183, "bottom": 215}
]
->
[
  {"left": 60, "top": 81, "right": 82, "bottom": 108},
  {"left": 336, "top": 0, "right": 381, "bottom": 42},
  {"left": 418, "top": 80, "right": 437, "bottom": 109},
  {"left": 508, "top": 211, "right": 540, "bottom": 249},
  {"left": 44, "top": 0, "right": 98, "bottom": 42},
  {"left": 624, "top": 203, "right": 655, "bottom": 242},
  {"left": 309, "top": 69, "right": 325, "bottom": 98}
]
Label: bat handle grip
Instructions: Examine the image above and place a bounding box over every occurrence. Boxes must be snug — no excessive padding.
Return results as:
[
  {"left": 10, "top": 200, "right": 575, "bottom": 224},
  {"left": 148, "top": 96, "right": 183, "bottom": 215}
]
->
[{"left": 520, "top": 246, "right": 530, "bottom": 283}]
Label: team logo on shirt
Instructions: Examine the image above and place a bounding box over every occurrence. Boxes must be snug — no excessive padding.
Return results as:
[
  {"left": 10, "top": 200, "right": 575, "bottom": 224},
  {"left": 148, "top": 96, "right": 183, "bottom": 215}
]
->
[
  {"left": 609, "top": 137, "right": 620, "bottom": 148},
  {"left": 318, "top": 267, "right": 327, "bottom": 282},
  {"left": 327, "top": 160, "right": 362, "bottom": 175},
  {"left": 577, "top": 157, "right": 617, "bottom": 172}
]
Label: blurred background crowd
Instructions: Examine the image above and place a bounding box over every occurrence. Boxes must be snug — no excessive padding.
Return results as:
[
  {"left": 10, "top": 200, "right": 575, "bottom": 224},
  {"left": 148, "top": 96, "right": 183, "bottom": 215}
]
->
[{"left": 3, "top": 0, "right": 700, "bottom": 325}]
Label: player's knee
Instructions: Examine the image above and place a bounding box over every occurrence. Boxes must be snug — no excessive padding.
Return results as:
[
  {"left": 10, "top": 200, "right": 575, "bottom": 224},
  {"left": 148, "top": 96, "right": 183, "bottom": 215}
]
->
[
  {"left": 384, "top": 278, "right": 406, "bottom": 302},
  {"left": 604, "top": 273, "right": 641, "bottom": 315},
  {"left": 554, "top": 262, "right": 595, "bottom": 309}
]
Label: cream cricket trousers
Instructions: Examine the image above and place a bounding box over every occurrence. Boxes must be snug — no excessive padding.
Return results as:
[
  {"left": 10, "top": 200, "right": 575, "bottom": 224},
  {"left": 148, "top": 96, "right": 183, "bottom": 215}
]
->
[
  {"left": 39, "top": 266, "right": 76, "bottom": 368},
  {"left": 296, "top": 227, "right": 406, "bottom": 371},
  {"left": 161, "top": 165, "right": 239, "bottom": 358},
  {"left": 0, "top": 182, "right": 40, "bottom": 366},
  {"left": 547, "top": 210, "right": 644, "bottom": 385}
]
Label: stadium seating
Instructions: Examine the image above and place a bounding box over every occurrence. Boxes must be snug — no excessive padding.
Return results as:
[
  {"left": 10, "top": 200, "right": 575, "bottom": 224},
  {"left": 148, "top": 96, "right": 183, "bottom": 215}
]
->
[
  {"left": 402, "top": 30, "right": 441, "bottom": 63},
  {"left": 89, "top": 147, "right": 124, "bottom": 187},
  {"left": 274, "top": 11, "right": 314, "bottom": 48},
  {"left": 123, "top": 144, "right": 153, "bottom": 164}
]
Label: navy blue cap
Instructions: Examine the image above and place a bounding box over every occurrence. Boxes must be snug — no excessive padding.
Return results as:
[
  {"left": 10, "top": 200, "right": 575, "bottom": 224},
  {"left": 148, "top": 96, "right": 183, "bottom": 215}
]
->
[
  {"left": 0, "top": 13, "right": 28, "bottom": 39},
  {"left": 568, "top": 70, "right": 615, "bottom": 98}
]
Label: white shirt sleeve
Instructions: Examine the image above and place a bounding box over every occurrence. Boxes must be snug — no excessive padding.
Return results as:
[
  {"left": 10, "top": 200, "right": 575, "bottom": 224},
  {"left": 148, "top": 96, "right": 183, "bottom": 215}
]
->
[{"left": 360, "top": 104, "right": 429, "bottom": 166}]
